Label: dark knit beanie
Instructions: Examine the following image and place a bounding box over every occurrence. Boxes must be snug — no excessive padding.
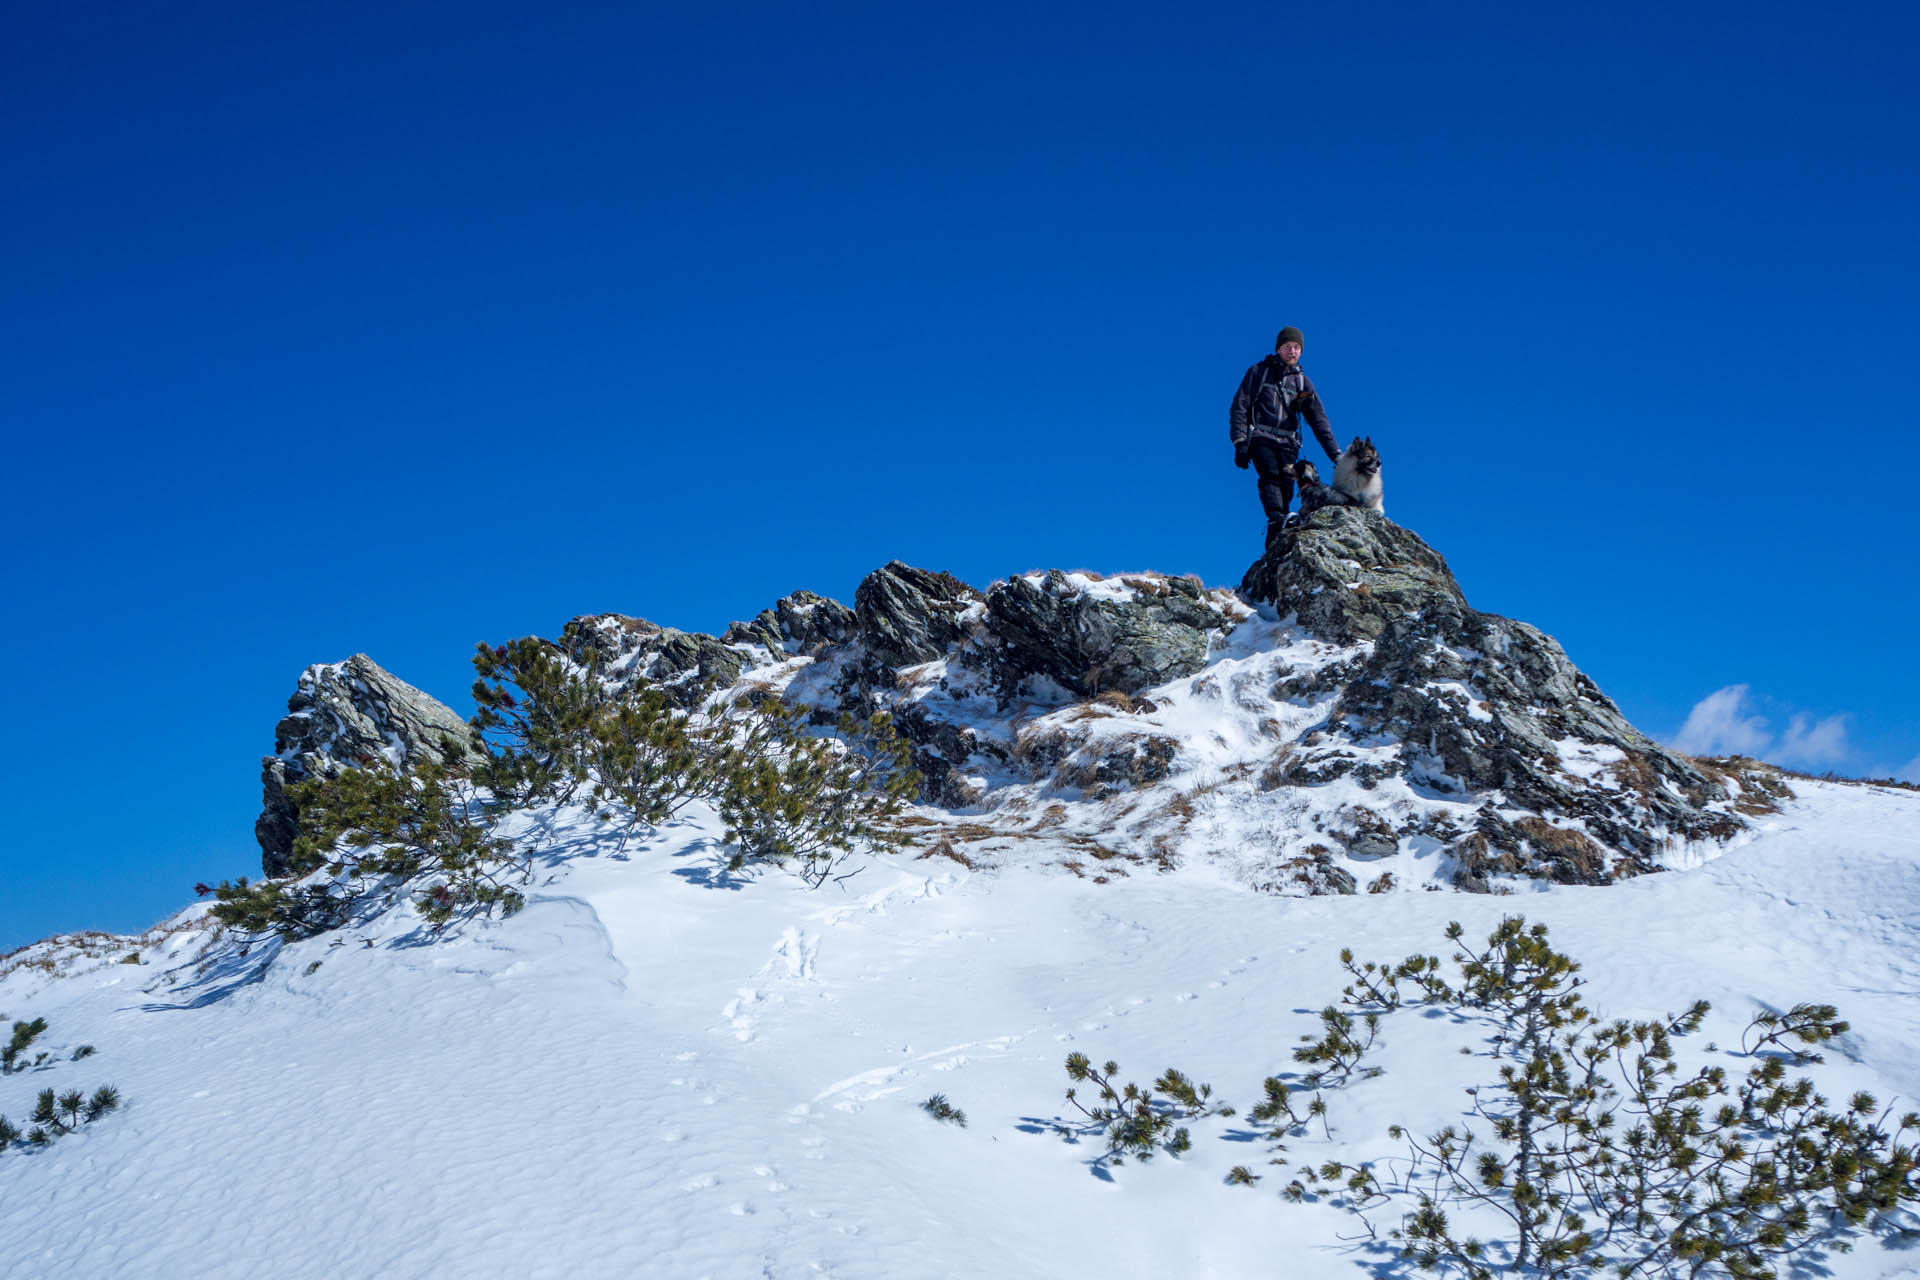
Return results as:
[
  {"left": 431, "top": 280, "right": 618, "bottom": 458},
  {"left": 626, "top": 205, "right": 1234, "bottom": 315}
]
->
[{"left": 1274, "top": 326, "right": 1305, "bottom": 350}]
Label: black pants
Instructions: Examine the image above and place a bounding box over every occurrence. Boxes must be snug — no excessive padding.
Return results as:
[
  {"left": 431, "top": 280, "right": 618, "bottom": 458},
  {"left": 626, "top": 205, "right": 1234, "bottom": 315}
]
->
[{"left": 1249, "top": 440, "right": 1296, "bottom": 527}]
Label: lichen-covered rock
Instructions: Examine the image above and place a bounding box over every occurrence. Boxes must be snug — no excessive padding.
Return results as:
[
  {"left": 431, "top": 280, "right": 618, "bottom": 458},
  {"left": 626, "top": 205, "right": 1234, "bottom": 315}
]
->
[
  {"left": 983, "top": 571, "right": 1228, "bottom": 699},
  {"left": 853, "top": 562, "right": 981, "bottom": 668},
  {"left": 255, "top": 655, "right": 474, "bottom": 877},
  {"left": 1241, "top": 507, "right": 1464, "bottom": 644},
  {"left": 558, "top": 614, "right": 745, "bottom": 708}
]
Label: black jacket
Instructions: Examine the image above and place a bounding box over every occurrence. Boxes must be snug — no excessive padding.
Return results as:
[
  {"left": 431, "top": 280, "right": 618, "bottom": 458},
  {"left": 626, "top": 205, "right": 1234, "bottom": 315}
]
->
[{"left": 1228, "top": 356, "right": 1340, "bottom": 461}]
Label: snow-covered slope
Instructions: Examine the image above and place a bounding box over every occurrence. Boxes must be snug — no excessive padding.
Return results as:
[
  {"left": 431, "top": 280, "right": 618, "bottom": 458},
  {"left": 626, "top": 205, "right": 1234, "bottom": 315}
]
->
[
  {"left": 7, "top": 517, "right": 1916, "bottom": 1278},
  {"left": 4, "top": 779, "right": 1918, "bottom": 1279}
]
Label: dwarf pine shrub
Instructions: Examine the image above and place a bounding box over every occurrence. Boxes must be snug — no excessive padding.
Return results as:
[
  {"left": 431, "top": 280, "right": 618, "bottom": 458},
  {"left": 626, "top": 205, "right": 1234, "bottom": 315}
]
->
[
  {"left": 714, "top": 703, "right": 920, "bottom": 887},
  {"left": 1058, "top": 1054, "right": 1233, "bottom": 1165},
  {"left": 469, "top": 637, "right": 606, "bottom": 805},
  {"left": 583, "top": 683, "right": 710, "bottom": 837},
  {"left": 212, "top": 747, "right": 523, "bottom": 938},
  {"left": 2, "top": 1018, "right": 48, "bottom": 1074},
  {"left": 1023, "top": 920, "right": 1917, "bottom": 1277},
  {"left": 921, "top": 1094, "right": 968, "bottom": 1126},
  {"left": 1305, "top": 917, "right": 1920, "bottom": 1280},
  {"left": 15, "top": 1084, "right": 120, "bottom": 1146}
]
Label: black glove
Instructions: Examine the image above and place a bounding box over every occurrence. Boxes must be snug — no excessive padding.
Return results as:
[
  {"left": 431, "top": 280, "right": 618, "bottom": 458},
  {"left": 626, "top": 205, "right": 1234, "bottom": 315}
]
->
[{"left": 1234, "top": 443, "right": 1250, "bottom": 469}]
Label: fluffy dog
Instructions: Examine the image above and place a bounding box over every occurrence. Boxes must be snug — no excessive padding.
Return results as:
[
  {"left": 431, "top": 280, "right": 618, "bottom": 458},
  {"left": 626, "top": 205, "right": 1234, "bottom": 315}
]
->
[
  {"left": 1332, "top": 437, "right": 1384, "bottom": 513},
  {"left": 1289, "top": 438, "right": 1386, "bottom": 519}
]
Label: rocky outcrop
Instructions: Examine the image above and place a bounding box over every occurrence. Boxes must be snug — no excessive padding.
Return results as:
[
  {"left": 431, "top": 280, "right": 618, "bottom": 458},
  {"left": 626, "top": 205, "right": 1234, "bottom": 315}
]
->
[
  {"left": 722, "top": 590, "right": 856, "bottom": 656},
  {"left": 255, "top": 655, "right": 475, "bottom": 877},
  {"left": 558, "top": 614, "right": 745, "bottom": 708},
  {"left": 983, "top": 571, "right": 1229, "bottom": 699},
  {"left": 1242, "top": 507, "right": 1732, "bottom": 885},
  {"left": 1240, "top": 507, "right": 1464, "bottom": 644},
  {"left": 252, "top": 528, "right": 1760, "bottom": 898},
  {"left": 852, "top": 562, "right": 981, "bottom": 669}
]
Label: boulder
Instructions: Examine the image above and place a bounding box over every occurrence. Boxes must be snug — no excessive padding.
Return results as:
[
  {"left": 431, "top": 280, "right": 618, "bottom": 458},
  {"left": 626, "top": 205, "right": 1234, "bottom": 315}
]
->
[{"left": 984, "top": 571, "right": 1227, "bottom": 700}]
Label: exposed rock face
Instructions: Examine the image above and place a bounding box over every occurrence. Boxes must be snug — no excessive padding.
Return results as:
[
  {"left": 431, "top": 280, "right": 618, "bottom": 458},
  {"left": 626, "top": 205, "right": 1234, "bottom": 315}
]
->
[
  {"left": 983, "top": 570, "right": 1229, "bottom": 699},
  {"left": 853, "top": 562, "right": 981, "bottom": 669},
  {"left": 1241, "top": 507, "right": 1732, "bottom": 885},
  {"left": 558, "top": 614, "right": 745, "bottom": 708},
  {"left": 722, "top": 590, "right": 856, "bottom": 656},
  {"left": 255, "top": 655, "right": 474, "bottom": 877}
]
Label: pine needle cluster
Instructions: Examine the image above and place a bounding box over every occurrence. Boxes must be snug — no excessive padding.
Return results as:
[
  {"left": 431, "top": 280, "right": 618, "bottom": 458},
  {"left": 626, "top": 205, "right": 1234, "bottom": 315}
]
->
[
  {"left": 1058, "top": 1054, "right": 1233, "bottom": 1165},
  {"left": 921, "top": 1094, "right": 968, "bottom": 1126},
  {"left": 2, "top": 1018, "right": 49, "bottom": 1075}
]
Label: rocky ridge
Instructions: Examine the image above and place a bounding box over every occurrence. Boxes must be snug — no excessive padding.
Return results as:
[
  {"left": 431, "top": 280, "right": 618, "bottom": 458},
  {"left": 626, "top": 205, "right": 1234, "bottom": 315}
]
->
[{"left": 257, "top": 512, "right": 1785, "bottom": 894}]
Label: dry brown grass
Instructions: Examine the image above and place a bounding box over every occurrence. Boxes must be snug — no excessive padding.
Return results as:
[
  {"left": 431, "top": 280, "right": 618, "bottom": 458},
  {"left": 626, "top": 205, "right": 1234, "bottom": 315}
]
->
[
  {"left": 917, "top": 837, "right": 978, "bottom": 870},
  {"left": 1689, "top": 754, "right": 1795, "bottom": 815},
  {"left": 1514, "top": 817, "right": 1605, "bottom": 867},
  {"left": 891, "top": 813, "right": 941, "bottom": 827},
  {"left": 1607, "top": 750, "right": 1666, "bottom": 804},
  {"left": 1119, "top": 574, "right": 1171, "bottom": 597},
  {"left": 944, "top": 822, "right": 1034, "bottom": 842}
]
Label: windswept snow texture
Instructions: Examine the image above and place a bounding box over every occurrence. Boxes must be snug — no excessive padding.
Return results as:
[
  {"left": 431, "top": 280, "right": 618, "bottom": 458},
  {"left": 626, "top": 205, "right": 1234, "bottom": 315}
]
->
[{"left": 4, "top": 782, "right": 1920, "bottom": 1278}]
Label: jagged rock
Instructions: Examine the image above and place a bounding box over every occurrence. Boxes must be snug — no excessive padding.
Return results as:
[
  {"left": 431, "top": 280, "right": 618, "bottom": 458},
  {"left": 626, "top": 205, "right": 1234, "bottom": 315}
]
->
[
  {"left": 891, "top": 704, "right": 999, "bottom": 808},
  {"left": 558, "top": 614, "right": 744, "bottom": 708},
  {"left": 1242, "top": 507, "right": 1733, "bottom": 881},
  {"left": 722, "top": 590, "right": 855, "bottom": 656},
  {"left": 983, "top": 571, "right": 1228, "bottom": 699},
  {"left": 256, "top": 655, "right": 473, "bottom": 877},
  {"left": 720, "top": 612, "right": 784, "bottom": 652},
  {"left": 1241, "top": 507, "right": 1464, "bottom": 644},
  {"left": 853, "top": 562, "right": 981, "bottom": 669}
]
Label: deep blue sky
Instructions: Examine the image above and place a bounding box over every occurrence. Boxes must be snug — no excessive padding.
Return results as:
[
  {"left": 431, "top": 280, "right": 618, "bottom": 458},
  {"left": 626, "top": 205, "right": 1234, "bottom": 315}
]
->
[{"left": 5, "top": 0, "right": 1916, "bottom": 951}]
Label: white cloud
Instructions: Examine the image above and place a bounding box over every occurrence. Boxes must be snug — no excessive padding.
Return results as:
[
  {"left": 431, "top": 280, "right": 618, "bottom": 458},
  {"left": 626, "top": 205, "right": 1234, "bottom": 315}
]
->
[
  {"left": 1776, "top": 712, "right": 1850, "bottom": 767},
  {"left": 1898, "top": 754, "right": 1920, "bottom": 784},
  {"left": 1669, "top": 685, "right": 1858, "bottom": 770},
  {"left": 1670, "top": 684, "right": 1772, "bottom": 757}
]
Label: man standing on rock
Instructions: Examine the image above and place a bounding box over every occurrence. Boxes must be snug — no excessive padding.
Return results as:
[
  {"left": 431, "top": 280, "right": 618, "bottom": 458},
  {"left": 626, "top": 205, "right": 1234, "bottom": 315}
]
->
[{"left": 1229, "top": 326, "right": 1343, "bottom": 548}]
